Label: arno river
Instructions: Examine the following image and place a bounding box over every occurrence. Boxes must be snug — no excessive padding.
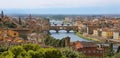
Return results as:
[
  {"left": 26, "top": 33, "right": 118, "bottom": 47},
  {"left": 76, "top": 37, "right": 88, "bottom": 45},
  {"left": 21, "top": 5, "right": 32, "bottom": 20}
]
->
[
  {"left": 49, "top": 20, "right": 118, "bottom": 52},
  {"left": 50, "top": 28, "right": 118, "bottom": 52},
  {"left": 49, "top": 20, "right": 90, "bottom": 42},
  {"left": 50, "top": 30, "right": 90, "bottom": 42}
]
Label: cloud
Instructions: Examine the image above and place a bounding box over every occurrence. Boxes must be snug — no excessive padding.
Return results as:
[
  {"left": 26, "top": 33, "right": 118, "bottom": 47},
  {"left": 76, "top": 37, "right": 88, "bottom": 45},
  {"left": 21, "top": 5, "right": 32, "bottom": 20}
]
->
[{"left": 0, "top": 0, "right": 120, "bottom": 9}]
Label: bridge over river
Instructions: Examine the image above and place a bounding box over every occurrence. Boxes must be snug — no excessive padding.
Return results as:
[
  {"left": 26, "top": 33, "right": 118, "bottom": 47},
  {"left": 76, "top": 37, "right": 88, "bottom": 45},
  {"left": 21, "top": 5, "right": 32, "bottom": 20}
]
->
[
  {"left": 50, "top": 24, "right": 78, "bottom": 33},
  {"left": 49, "top": 20, "right": 89, "bottom": 42}
]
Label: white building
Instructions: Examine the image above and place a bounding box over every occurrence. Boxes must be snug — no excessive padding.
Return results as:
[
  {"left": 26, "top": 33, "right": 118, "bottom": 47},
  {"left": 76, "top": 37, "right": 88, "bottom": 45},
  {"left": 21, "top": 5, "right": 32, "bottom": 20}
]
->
[{"left": 113, "top": 32, "right": 119, "bottom": 40}]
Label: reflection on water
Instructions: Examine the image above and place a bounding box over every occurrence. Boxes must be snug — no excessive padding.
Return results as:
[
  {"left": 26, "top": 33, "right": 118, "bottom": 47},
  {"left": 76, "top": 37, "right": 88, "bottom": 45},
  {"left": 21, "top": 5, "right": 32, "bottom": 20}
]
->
[{"left": 50, "top": 30, "right": 91, "bottom": 42}]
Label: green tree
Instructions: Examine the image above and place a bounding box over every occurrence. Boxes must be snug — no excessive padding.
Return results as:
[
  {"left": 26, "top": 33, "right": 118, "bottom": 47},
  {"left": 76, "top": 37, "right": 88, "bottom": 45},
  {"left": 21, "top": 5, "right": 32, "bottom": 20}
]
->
[
  {"left": 44, "top": 48, "right": 62, "bottom": 58},
  {"left": 27, "top": 50, "right": 43, "bottom": 58},
  {"left": 60, "top": 47, "right": 91, "bottom": 58},
  {"left": 0, "top": 44, "right": 93, "bottom": 58},
  {"left": 16, "top": 51, "right": 30, "bottom": 58},
  {"left": 22, "top": 44, "right": 40, "bottom": 51},
  {"left": 111, "top": 52, "right": 120, "bottom": 58},
  {"left": 3, "top": 21, "right": 17, "bottom": 28},
  {"left": 0, "top": 45, "right": 8, "bottom": 53},
  {"left": 10, "top": 46, "right": 25, "bottom": 58},
  {"left": 0, "top": 51, "right": 14, "bottom": 58},
  {"left": 59, "top": 38, "right": 66, "bottom": 47}
]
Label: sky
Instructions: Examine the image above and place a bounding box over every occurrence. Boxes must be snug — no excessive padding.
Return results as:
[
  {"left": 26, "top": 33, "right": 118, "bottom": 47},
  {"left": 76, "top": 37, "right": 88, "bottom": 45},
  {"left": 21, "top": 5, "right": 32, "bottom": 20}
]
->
[{"left": 0, "top": 0, "right": 120, "bottom": 14}]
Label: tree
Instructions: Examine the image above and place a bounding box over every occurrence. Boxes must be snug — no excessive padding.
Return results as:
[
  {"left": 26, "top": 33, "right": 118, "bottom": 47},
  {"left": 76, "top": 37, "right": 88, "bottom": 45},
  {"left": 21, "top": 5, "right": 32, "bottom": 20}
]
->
[
  {"left": 0, "top": 44, "right": 92, "bottom": 58},
  {"left": 0, "top": 51, "right": 14, "bottom": 58},
  {"left": 44, "top": 35, "right": 68, "bottom": 47},
  {"left": 10, "top": 46, "right": 26, "bottom": 58},
  {"left": 59, "top": 38, "right": 66, "bottom": 47},
  {"left": 111, "top": 52, "right": 120, "bottom": 58},
  {"left": 16, "top": 51, "right": 30, "bottom": 58},
  {"left": 44, "top": 48, "right": 62, "bottom": 58},
  {"left": 0, "top": 45, "right": 8, "bottom": 53},
  {"left": 3, "top": 21, "right": 17, "bottom": 28},
  {"left": 22, "top": 44, "right": 40, "bottom": 51},
  {"left": 60, "top": 47, "right": 91, "bottom": 58},
  {"left": 27, "top": 50, "right": 44, "bottom": 58}
]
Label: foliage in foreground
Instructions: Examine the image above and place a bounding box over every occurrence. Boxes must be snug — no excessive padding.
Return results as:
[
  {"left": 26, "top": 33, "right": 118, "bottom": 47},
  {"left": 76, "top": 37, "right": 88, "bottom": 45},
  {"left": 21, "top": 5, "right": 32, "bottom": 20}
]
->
[
  {"left": 60, "top": 47, "right": 92, "bottom": 58},
  {"left": 44, "top": 35, "right": 68, "bottom": 47},
  {"left": 112, "top": 52, "right": 120, "bottom": 58},
  {"left": 0, "top": 44, "right": 91, "bottom": 58}
]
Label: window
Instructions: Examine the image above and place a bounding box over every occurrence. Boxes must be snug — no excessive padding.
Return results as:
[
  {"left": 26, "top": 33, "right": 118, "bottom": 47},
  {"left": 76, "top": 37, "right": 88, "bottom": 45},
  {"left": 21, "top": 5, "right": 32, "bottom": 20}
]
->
[
  {"left": 84, "top": 51, "right": 86, "bottom": 53},
  {"left": 96, "top": 51, "right": 99, "bottom": 53},
  {"left": 88, "top": 50, "right": 91, "bottom": 53},
  {"left": 100, "top": 51, "right": 103, "bottom": 53},
  {"left": 93, "top": 50, "right": 96, "bottom": 53}
]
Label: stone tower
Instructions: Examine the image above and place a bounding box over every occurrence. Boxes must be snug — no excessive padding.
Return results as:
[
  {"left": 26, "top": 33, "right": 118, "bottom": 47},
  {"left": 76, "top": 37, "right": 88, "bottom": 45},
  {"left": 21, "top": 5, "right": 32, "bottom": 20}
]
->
[
  {"left": 19, "top": 17, "right": 22, "bottom": 25},
  {"left": 29, "top": 14, "right": 32, "bottom": 20},
  {"left": 1, "top": 11, "right": 4, "bottom": 19}
]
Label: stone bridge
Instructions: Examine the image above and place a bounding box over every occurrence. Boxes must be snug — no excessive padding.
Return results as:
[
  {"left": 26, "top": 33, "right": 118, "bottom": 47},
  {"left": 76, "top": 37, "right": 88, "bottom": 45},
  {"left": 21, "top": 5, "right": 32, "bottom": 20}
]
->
[{"left": 50, "top": 24, "right": 78, "bottom": 33}]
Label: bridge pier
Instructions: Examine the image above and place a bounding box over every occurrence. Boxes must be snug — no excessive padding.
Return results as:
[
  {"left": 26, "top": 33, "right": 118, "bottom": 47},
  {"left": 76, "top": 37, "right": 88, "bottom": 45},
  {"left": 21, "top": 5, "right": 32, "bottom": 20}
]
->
[
  {"left": 61, "top": 24, "right": 64, "bottom": 26},
  {"left": 67, "top": 24, "right": 70, "bottom": 26},
  {"left": 50, "top": 25, "right": 78, "bottom": 33},
  {"left": 56, "top": 30, "right": 59, "bottom": 33},
  {"left": 67, "top": 30, "right": 70, "bottom": 33}
]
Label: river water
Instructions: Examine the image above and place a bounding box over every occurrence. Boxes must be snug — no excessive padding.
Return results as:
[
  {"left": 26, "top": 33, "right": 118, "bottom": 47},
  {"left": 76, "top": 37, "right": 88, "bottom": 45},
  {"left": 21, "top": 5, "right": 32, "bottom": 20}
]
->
[
  {"left": 49, "top": 20, "right": 118, "bottom": 52},
  {"left": 49, "top": 20, "right": 91, "bottom": 42},
  {"left": 50, "top": 30, "right": 90, "bottom": 42},
  {"left": 50, "top": 29, "right": 118, "bottom": 52}
]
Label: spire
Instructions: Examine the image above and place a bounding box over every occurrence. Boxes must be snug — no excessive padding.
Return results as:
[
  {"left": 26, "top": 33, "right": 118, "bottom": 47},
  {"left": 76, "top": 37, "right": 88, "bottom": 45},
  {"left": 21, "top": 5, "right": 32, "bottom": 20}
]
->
[
  {"left": 1, "top": 10, "right": 4, "bottom": 19},
  {"left": 29, "top": 14, "right": 32, "bottom": 20},
  {"left": 19, "top": 17, "right": 22, "bottom": 25}
]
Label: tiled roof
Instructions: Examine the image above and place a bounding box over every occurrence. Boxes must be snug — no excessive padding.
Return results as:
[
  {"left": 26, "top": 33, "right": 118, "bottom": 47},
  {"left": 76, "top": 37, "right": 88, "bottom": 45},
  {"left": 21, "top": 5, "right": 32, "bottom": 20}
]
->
[
  {"left": 80, "top": 41, "right": 97, "bottom": 47},
  {"left": 74, "top": 41, "right": 97, "bottom": 48}
]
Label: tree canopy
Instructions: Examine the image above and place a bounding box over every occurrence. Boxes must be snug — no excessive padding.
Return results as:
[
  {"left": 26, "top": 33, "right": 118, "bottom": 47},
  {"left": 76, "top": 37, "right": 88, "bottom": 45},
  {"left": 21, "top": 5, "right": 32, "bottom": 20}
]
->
[{"left": 0, "top": 44, "right": 91, "bottom": 58}]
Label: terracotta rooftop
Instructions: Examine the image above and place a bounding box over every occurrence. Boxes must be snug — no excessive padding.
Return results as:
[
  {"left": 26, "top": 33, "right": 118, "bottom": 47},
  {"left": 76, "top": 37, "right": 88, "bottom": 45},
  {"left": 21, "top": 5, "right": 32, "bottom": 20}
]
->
[
  {"left": 102, "top": 28, "right": 113, "bottom": 32},
  {"left": 80, "top": 41, "right": 97, "bottom": 48},
  {"left": 74, "top": 41, "right": 97, "bottom": 48}
]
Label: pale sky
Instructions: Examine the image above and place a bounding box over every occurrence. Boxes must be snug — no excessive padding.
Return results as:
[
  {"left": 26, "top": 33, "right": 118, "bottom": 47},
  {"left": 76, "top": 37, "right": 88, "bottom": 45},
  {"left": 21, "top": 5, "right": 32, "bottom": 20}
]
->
[{"left": 0, "top": 0, "right": 120, "bottom": 14}]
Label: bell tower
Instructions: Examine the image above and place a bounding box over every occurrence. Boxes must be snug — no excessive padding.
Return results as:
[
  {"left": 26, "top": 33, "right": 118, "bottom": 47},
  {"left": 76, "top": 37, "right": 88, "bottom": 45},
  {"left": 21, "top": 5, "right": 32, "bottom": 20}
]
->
[
  {"left": 1, "top": 10, "right": 4, "bottom": 19},
  {"left": 29, "top": 14, "right": 32, "bottom": 20}
]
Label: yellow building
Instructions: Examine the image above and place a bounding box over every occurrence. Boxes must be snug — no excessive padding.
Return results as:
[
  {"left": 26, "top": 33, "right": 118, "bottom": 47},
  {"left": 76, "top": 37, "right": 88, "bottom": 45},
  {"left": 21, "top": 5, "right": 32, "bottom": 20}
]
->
[
  {"left": 13, "top": 37, "right": 24, "bottom": 43},
  {"left": 0, "top": 29, "right": 19, "bottom": 41},
  {"left": 101, "top": 29, "right": 113, "bottom": 39},
  {"left": 7, "top": 30, "right": 19, "bottom": 37}
]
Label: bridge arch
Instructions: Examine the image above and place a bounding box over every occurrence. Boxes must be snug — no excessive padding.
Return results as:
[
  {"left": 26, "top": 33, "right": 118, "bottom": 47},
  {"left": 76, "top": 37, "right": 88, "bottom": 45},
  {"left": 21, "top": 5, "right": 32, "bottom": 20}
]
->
[{"left": 50, "top": 24, "right": 78, "bottom": 33}]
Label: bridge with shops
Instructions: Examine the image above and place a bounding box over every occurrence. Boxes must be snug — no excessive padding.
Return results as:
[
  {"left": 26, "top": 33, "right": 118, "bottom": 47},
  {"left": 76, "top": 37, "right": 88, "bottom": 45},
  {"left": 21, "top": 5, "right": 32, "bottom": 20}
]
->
[{"left": 50, "top": 24, "right": 78, "bottom": 33}]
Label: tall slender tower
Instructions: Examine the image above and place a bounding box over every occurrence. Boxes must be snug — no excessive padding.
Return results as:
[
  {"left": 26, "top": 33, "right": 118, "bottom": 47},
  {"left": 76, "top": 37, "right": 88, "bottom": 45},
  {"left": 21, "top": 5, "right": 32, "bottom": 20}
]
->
[
  {"left": 1, "top": 11, "right": 4, "bottom": 19},
  {"left": 29, "top": 14, "right": 32, "bottom": 20},
  {"left": 19, "top": 17, "right": 22, "bottom": 25}
]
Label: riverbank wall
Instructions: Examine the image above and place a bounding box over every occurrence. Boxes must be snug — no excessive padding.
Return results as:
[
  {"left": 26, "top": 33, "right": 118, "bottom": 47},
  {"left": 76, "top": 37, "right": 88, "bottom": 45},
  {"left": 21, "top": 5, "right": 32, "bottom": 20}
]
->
[{"left": 76, "top": 32, "right": 100, "bottom": 42}]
